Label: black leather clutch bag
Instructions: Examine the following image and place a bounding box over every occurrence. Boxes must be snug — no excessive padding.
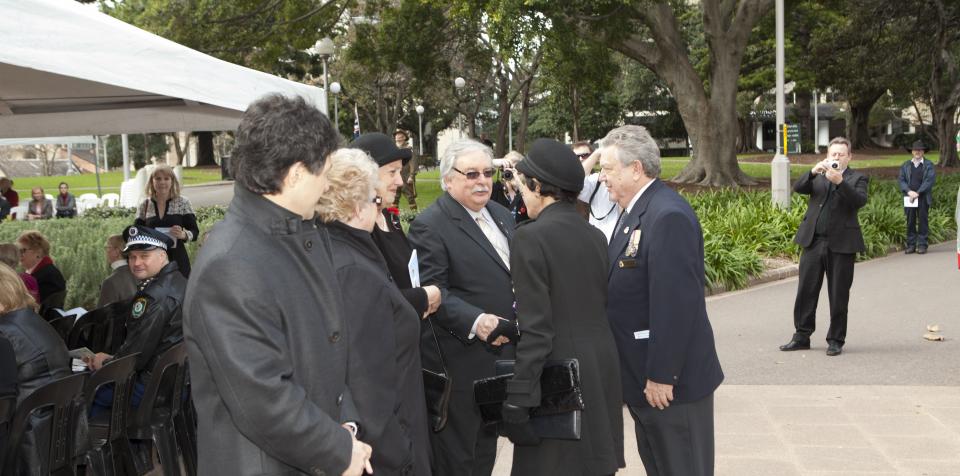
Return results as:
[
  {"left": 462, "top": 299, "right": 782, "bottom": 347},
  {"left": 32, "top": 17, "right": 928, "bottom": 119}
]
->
[
  {"left": 423, "top": 320, "right": 452, "bottom": 432},
  {"left": 474, "top": 359, "right": 584, "bottom": 440}
]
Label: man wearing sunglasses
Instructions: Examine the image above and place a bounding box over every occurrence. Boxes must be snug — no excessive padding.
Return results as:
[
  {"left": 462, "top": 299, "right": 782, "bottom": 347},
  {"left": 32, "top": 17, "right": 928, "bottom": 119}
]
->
[{"left": 408, "top": 138, "right": 517, "bottom": 476}]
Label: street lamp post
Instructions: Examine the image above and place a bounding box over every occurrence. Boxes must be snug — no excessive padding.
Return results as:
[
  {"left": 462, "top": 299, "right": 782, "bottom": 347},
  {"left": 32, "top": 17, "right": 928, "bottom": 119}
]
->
[
  {"left": 415, "top": 105, "right": 425, "bottom": 155},
  {"left": 454, "top": 77, "right": 465, "bottom": 138},
  {"left": 330, "top": 81, "right": 341, "bottom": 132},
  {"left": 314, "top": 37, "right": 335, "bottom": 116},
  {"left": 770, "top": 0, "right": 790, "bottom": 209}
]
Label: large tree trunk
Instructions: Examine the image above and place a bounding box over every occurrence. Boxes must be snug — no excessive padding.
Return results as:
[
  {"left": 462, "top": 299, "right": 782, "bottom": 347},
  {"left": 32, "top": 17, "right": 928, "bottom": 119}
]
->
[
  {"left": 605, "top": 0, "right": 772, "bottom": 186},
  {"left": 494, "top": 70, "right": 511, "bottom": 157},
  {"left": 736, "top": 115, "right": 755, "bottom": 153},
  {"left": 195, "top": 132, "right": 216, "bottom": 166},
  {"left": 571, "top": 85, "right": 581, "bottom": 143},
  {"left": 515, "top": 81, "right": 533, "bottom": 153},
  {"left": 927, "top": 0, "right": 960, "bottom": 167},
  {"left": 935, "top": 107, "right": 959, "bottom": 167},
  {"left": 847, "top": 91, "right": 883, "bottom": 150}
]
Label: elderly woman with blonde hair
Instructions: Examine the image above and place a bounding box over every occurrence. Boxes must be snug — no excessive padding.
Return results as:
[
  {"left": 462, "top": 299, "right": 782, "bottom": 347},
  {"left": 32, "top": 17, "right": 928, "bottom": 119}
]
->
[
  {"left": 0, "top": 263, "right": 71, "bottom": 475},
  {"left": 318, "top": 148, "right": 431, "bottom": 476},
  {"left": 16, "top": 230, "right": 66, "bottom": 306},
  {"left": 135, "top": 165, "right": 199, "bottom": 277}
]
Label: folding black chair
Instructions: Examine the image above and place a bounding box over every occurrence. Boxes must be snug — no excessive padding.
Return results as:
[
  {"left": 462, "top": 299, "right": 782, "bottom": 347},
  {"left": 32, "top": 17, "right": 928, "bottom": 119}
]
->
[
  {"left": 66, "top": 306, "right": 115, "bottom": 353},
  {"left": 1, "top": 373, "right": 87, "bottom": 476},
  {"left": 0, "top": 395, "right": 16, "bottom": 470},
  {"left": 127, "top": 343, "right": 189, "bottom": 476},
  {"left": 83, "top": 353, "right": 139, "bottom": 476},
  {"left": 46, "top": 316, "right": 75, "bottom": 344},
  {"left": 39, "top": 290, "right": 68, "bottom": 320}
]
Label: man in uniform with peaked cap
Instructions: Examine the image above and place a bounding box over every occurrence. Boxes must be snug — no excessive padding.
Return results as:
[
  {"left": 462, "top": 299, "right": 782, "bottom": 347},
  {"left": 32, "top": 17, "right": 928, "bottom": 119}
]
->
[{"left": 87, "top": 225, "right": 187, "bottom": 413}]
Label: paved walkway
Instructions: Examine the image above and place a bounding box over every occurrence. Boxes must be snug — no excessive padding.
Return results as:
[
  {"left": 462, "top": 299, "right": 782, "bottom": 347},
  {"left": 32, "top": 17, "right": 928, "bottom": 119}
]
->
[{"left": 494, "top": 242, "right": 960, "bottom": 475}]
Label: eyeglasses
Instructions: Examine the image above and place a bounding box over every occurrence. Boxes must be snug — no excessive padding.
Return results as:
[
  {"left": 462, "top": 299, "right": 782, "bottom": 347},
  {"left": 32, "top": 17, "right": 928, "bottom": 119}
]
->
[
  {"left": 371, "top": 196, "right": 383, "bottom": 206},
  {"left": 576, "top": 152, "right": 591, "bottom": 159},
  {"left": 453, "top": 167, "right": 496, "bottom": 180}
]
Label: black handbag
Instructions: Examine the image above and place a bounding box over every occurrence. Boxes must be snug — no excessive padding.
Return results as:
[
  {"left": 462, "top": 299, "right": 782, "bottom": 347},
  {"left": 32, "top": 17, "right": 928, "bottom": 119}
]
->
[
  {"left": 474, "top": 359, "right": 584, "bottom": 440},
  {"left": 422, "top": 319, "right": 452, "bottom": 432}
]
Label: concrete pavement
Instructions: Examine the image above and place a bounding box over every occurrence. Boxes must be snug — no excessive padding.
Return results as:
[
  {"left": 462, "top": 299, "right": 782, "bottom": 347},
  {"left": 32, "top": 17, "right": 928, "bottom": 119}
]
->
[{"left": 493, "top": 242, "right": 960, "bottom": 475}]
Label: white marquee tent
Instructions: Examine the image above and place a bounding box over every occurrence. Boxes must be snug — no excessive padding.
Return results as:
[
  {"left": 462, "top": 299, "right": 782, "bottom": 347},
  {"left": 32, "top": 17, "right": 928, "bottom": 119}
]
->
[{"left": 0, "top": 0, "right": 327, "bottom": 139}]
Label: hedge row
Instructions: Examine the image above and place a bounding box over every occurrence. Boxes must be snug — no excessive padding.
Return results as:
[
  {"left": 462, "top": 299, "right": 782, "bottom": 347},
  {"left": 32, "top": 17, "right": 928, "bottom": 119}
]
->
[{"left": 0, "top": 178, "right": 956, "bottom": 309}]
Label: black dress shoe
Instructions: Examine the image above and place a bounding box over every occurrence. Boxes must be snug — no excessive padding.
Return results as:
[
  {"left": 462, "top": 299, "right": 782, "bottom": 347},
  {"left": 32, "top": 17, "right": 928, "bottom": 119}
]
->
[
  {"left": 779, "top": 339, "right": 810, "bottom": 351},
  {"left": 905, "top": 247, "right": 916, "bottom": 254},
  {"left": 917, "top": 246, "right": 928, "bottom": 254},
  {"left": 826, "top": 343, "right": 842, "bottom": 356}
]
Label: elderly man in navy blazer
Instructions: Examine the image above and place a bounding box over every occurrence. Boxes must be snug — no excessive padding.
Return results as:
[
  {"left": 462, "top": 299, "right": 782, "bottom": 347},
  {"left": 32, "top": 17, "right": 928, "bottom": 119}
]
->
[{"left": 599, "top": 125, "right": 724, "bottom": 476}]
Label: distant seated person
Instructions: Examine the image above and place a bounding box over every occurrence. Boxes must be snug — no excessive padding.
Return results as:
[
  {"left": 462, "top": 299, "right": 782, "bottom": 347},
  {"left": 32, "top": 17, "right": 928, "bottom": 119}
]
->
[
  {"left": 26, "top": 187, "right": 53, "bottom": 221},
  {"left": 0, "top": 177, "right": 18, "bottom": 219},
  {"left": 86, "top": 225, "right": 186, "bottom": 415},
  {"left": 16, "top": 230, "right": 66, "bottom": 304},
  {"left": 0, "top": 264, "right": 72, "bottom": 476},
  {"left": 54, "top": 182, "right": 77, "bottom": 218},
  {"left": 97, "top": 234, "right": 138, "bottom": 308},
  {"left": 0, "top": 243, "right": 40, "bottom": 302},
  {"left": 0, "top": 194, "right": 10, "bottom": 220}
]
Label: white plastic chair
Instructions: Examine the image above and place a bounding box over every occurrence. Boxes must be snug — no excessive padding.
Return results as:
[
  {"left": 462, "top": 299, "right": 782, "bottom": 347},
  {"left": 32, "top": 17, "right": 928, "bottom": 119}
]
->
[
  {"left": 77, "top": 193, "right": 100, "bottom": 215},
  {"left": 12, "top": 204, "right": 28, "bottom": 221},
  {"left": 100, "top": 193, "right": 120, "bottom": 208}
]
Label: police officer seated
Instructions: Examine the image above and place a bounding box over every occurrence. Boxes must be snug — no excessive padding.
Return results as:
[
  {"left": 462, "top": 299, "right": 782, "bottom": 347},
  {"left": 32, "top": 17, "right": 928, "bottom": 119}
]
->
[{"left": 86, "top": 225, "right": 187, "bottom": 415}]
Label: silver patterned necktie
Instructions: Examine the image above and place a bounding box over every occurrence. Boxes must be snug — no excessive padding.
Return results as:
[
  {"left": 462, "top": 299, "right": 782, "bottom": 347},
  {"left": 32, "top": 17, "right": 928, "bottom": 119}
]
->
[{"left": 475, "top": 216, "right": 510, "bottom": 269}]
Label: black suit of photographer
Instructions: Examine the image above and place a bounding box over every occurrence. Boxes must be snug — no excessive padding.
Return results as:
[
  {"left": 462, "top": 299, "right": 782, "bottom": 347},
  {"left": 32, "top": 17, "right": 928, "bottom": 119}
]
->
[{"left": 791, "top": 167, "right": 869, "bottom": 347}]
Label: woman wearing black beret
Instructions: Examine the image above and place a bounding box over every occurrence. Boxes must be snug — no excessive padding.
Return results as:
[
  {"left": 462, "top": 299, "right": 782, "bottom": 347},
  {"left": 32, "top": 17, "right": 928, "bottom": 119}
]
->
[{"left": 501, "top": 138, "right": 625, "bottom": 475}]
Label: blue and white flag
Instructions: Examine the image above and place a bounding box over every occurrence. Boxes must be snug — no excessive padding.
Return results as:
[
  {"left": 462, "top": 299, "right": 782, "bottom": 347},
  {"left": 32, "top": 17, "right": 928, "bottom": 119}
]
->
[{"left": 353, "top": 104, "right": 361, "bottom": 139}]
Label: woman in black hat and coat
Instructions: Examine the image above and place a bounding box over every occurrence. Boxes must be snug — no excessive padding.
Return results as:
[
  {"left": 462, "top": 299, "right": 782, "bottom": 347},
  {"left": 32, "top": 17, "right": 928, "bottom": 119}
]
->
[
  {"left": 348, "top": 133, "right": 442, "bottom": 319},
  {"left": 500, "top": 138, "right": 624, "bottom": 475}
]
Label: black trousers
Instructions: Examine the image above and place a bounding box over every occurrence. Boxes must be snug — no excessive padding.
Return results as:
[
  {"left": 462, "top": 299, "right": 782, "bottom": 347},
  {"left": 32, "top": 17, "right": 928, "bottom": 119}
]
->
[
  {"left": 429, "top": 388, "right": 498, "bottom": 476},
  {"left": 793, "top": 238, "right": 856, "bottom": 346},
  {"left": 905, "top": 199, "right": 930, "bottom": 247},
  {"left": 628, "top": 393, "right": 715, "bottom": 476}
]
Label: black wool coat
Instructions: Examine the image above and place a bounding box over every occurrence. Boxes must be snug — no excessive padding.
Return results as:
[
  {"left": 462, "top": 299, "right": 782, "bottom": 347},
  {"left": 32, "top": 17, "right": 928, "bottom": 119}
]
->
[{"left": 507, "top": 202, "right": 625, "bottom": 476}]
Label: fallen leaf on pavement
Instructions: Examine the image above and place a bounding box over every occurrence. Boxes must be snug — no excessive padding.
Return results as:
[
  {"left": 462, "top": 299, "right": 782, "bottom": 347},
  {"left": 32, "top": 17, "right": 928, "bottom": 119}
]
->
[
  {"left": 927, "top": 324, "right": 941, "bottom": 332},
  {"left": 923, "top": 333, "right": 944, "bottom": 341}
]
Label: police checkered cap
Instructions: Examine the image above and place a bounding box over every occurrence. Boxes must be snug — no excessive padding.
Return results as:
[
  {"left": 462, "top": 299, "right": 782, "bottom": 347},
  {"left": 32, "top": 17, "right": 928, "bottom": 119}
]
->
[{"left": 122, "top": 225, "right": 172, "bottom": 253}]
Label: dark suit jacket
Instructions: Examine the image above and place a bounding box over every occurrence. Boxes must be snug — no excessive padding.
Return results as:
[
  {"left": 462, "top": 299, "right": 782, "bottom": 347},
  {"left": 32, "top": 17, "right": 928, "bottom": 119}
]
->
[
  {"left": 898, "top": 159, "right": 936, "bottom": 206},
  {"left": 408, "top": 193, "right": 517, "bottom": 393},
  {"left": 607, "top": 180, "right": 724, "bottom": 408},
  {"left": 793, "top": 169, "right": 869, "bottom": 253},
  {"left": 97, "top": 264, "right": 138, "bottom": 308}
]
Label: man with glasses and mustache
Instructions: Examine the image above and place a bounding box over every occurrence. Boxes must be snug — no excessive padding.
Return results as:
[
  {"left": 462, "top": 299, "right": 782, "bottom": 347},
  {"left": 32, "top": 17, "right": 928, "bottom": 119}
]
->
[{"left": 408, "top": 138, "right": 517, "bottom": 476}]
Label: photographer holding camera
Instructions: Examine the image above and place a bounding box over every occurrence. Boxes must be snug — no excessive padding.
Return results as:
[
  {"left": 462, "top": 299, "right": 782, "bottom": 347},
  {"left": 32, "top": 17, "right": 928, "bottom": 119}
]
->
[
  {"left": 491, "top": 151, "right": 528, "bottom": 223},
  {"left": 780, "top": 137, "right": 869, "bottom": 357}
]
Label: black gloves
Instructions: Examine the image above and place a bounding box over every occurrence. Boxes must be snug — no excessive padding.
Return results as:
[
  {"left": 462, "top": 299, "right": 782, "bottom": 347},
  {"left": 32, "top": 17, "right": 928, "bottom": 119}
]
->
[
  {"left": 500, "top": 402, "right": 540, "bottom": 446},
  {"left": 487, "top": 319, "right": 520, "bottom": 343}
]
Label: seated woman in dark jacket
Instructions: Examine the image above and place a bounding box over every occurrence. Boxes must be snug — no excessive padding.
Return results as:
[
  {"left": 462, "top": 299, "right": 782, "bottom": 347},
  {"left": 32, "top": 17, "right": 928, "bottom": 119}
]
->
[
  {"left": 16, "top": 230, "right": 66, "bottom": 305},
  {"left": 54, "top": 182, "right": 77, "bottom": 218},
  {"left": 317, "top": 148, "right": 431, "bottom": 476},
  {"left": 0, "top": 263, "right": 72, "bottom": 476}
]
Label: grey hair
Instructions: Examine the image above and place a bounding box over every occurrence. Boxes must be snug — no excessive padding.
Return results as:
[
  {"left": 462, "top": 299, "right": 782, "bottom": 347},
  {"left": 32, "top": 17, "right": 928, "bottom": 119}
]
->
[
  {"left": 599, "top": 125, "right": 661, "bottom": 179},
  {"left": 439, "top": 139, "right": 494, "bottom": 191},
  {"left": 316, "top": 148, "right": 380, "bottom": 223},
  {"left": 828, "top": 136, "right": 852, "bottom": 153}
]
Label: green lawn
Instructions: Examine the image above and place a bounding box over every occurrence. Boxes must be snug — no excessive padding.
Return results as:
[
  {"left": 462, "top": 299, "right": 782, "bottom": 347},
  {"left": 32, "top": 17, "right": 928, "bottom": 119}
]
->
[{"left": 7, "top": 168, "right": 224, "bottom": 195}]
